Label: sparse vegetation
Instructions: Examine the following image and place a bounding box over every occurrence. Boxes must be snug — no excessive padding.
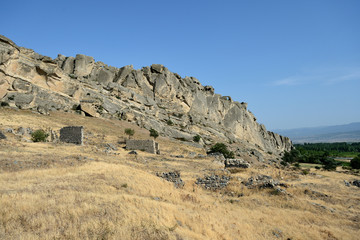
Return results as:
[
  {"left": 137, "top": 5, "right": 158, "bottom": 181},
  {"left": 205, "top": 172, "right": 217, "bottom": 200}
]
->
[
  {"left": 351, "top": 154, "right": 360, "bottom": 169},
  {"left": 124, "top": 128, "right": 135, "bottom": 139},
  {"left": 0, "top": 102, "right": 9, "bottom": 107},
  {"left": 97, "top": 105, "right": 104, "bottom": 113},
  {"left": 31, "top": 129, "right": 49, "bottom": 142},
  {"left": 193, "top": 134, "right": 201, "bottom": 143},
  {"left": 0, "top": 108, "right": 360, "bottom": 240},
  {"left": 149, "top": 128, "right": 159, "bottom": 139},
  {"left": 208, "top": 142, "right": 235, "bottom": 159}
]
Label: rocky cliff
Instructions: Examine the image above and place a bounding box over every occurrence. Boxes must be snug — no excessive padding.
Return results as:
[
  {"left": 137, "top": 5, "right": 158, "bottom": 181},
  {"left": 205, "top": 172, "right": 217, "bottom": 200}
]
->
[{"left": 0, "top": 35, "right": 292, "bottom": 154}]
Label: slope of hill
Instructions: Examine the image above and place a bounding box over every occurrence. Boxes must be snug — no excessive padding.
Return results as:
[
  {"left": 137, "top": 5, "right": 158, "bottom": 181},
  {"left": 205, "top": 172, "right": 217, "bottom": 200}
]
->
[
  {"left": 0, "top": 34, "right": 291, "bottom": 156},
  {"left": 0, "top": 108, "right": 359, "bottom": 240},
  {"left": 275, "top": 122, "right": 360, "bottom": 143}
]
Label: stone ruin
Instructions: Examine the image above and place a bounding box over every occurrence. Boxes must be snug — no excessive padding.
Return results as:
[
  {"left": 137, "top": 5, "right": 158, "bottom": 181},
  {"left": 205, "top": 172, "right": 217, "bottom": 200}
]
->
[
  {"left": 156, "top": 171, "right": 184, "bottom": 188},
  {"left": 60, "top": 126, "right": 83, "bottom": 145},
  {"left": 126, "top": 139, "right": 159, "bottom": 154},
  {"left": 196, "top": 174, "right": 230, "bottom": 190}
]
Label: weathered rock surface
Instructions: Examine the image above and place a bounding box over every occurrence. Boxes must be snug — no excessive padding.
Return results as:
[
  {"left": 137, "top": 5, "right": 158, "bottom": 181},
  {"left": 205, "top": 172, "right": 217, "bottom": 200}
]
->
[
  {"left": 0, "top": 34, "right": 292, "bottom": 156},
  {"left": 224, "top": 158, "right": 250, "bottom": 168},
  {"left": 244, "top": 175, "right": 287, "bottom": 189},
  {"left": 156, "top": 171, "right": 184, "bottom": 188},
  {"left": 196, "top": 175, "right": 230, "bottom": 190},
  {"left": 352, "top": 180, "right": 360, "bottom": 188}
]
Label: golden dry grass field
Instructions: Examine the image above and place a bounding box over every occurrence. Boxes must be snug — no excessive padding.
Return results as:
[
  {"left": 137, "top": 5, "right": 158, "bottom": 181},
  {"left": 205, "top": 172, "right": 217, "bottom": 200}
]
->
[{"left": 0, "top": 108, "right": 359, "bottom": 240}]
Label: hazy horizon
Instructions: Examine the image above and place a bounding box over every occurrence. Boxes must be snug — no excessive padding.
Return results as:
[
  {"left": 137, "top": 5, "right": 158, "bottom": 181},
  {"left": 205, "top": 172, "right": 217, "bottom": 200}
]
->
[{"left": 2, "top": 0, "right": 359, "bottom": 129}]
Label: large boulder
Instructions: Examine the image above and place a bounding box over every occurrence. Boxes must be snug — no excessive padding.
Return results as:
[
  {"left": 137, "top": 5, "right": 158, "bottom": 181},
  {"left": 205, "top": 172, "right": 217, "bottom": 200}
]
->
[{"left": 74, "top": 54, "right": 94, "bottom": 77}]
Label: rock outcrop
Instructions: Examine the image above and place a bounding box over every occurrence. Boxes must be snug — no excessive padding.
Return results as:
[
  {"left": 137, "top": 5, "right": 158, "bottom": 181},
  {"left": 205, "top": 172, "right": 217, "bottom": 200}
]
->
[{"left": 0, "top": 34, "right": 292, "bottom": 155}]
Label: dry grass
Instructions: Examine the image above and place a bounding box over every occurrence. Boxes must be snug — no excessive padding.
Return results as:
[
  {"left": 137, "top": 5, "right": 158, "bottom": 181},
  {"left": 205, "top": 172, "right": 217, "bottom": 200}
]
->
[{"left": 0, "top": 108, "right": 360, "bottom": 239}]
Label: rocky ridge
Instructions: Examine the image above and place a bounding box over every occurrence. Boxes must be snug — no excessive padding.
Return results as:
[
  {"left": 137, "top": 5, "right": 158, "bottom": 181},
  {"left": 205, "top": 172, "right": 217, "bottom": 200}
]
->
[{"left": 0, "top": 35, "right": 292, "bottom": 155}]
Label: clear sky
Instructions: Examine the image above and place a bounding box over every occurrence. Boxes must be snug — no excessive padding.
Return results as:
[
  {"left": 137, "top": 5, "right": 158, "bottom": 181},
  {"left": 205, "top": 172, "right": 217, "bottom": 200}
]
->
[{"left": 2, "top": 0, "right": 359, "bottom": 130}]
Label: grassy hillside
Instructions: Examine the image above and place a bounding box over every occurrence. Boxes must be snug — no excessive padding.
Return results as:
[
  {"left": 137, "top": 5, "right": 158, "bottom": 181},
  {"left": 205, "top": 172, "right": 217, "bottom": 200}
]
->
[{"left": 1, "top": 109, "right": 360, "bottom": 240}]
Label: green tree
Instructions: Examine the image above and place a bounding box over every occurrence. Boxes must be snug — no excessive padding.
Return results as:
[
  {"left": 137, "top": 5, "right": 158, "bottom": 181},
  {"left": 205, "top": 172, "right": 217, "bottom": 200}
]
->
[
  {"left": 193, "top": 135, "right": 201, "bottom": 143},
  {"left": 31, "top": 129, "right": 49, "bottom": 142},
  {"left": 208, "top": 143, "right": 235, "bottom": 159},
  {"left": 322, "top": 158, "right": 339, "bottom": 171},
  {"left": 124, "top": 128, "right": 135, "bottom": 139},
  {"left": 149, "top": 128, "right": 159, "bottom": 139},
  {"left": 351, "top": 155, "right": 360, "bottom": 169}
]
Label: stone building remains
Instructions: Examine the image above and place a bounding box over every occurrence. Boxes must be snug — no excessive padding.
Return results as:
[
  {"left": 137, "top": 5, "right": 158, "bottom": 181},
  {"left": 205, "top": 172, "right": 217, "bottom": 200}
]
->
[
  {"left": 126, "top": 139, "right": 159, "bottom": 154},
  {"left": 60, "top": 126, "right": 83, "bottom": 145}
]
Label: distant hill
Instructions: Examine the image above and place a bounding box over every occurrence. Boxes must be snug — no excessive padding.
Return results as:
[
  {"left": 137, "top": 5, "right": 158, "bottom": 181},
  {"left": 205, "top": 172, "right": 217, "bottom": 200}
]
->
[{"left": 274, "top": 122, "right": 360, "bottom": 143}]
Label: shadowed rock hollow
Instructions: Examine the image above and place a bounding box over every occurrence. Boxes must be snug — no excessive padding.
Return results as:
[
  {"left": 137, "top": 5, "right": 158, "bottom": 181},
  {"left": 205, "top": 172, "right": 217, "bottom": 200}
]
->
[{"left": 0, "top": 34, "right": 291, "bottom": 155}]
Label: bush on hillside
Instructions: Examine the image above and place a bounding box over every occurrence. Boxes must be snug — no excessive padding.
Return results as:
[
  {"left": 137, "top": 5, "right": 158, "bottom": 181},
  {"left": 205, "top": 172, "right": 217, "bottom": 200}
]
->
[
  {"left": 208, "top": 143, "right": 235, "bottom": 159},
  {"left": 149, "top": 128, "right": 159, "bottom": 139},
  {"left": 351, "top": 155, "right": 360, "bottom": 169},
  {"left": 31, "top": 129, "right": 49, "bottom": 142},
  {"left": 0, "top": 102, "right": 9, "bottom": 107},
  {"left": 322, "top": 158, "right": 339, "bottom": 171},
  {"left": 193, "top": 135, "right": 201, "bottom": 143},
  {"left": 124, "top": 128, "right": 135, "bottom": 139}
]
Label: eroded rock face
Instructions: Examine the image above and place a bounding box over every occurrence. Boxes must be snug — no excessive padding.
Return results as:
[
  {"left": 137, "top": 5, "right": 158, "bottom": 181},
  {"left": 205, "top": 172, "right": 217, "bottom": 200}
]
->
[
  {"left": 224, "top": 159, "right": 250, "bottom": 168},
  {"left": 0, "top": 35, "right": 292, "bottom": 155}
]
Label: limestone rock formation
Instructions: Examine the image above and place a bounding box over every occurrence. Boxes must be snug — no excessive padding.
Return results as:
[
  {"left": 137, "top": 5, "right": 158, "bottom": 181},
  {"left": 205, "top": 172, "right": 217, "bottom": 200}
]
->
[{"left": 0, "top": 34, "right": 292, "bottom": 155}]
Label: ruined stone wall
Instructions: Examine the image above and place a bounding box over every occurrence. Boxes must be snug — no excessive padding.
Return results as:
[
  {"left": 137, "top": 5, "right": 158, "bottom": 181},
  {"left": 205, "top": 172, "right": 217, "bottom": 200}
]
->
[
  {"left": 126, "top": 139, "right": 159, "bottom": 154},
  {"left": 60, "top": 126, "right": 83, "bottom": 145}
]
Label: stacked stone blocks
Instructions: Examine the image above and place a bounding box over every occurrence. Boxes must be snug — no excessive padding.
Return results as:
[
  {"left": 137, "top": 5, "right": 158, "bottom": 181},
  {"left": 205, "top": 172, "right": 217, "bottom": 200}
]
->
[
  {"left": 126, "top": 139, "right": 159, "bottom": 154},
  {"left": 60, "top": 126, "right": 83, "bottom": 145}
]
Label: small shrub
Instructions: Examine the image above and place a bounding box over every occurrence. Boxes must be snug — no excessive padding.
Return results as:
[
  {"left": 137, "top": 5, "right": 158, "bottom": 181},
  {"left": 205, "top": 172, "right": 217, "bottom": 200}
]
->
[
  {"left": 0, "top": 102, "right": 9, "bottom": 107},
  {"left": 149, "top": 128, "right": 159, "bottom": 139},
  {"left": 193, "top": 135, "right": 201, "bottom": 143},
  {"left": 294, "top": 162, "right": 300, "bottom": 168},
  {"left": 97, "top": 105, "right": 104, "bottom": 113},
  {"left": 267, "top": 151, "right": 273, "bottom": 155},
  {"left": 8, "top": 95, "right": 15, "bottom": 101},
  {"left": 351, "top": 155, "right": 360, "bottom": 169},
  {"left": 301, "top": 169, "right": 310, "bottom": 175},
  {"left": 208, "top": 143, "right": 235, "bottom": 159},
  {"left": 31, "top": 129, "right": 49, "bottom": 142},
  {"left": 322, "top": 158, "right": 339, "bottom": 171},
  {"left": 166, "top": 119, "right": 174, "bottom": 126},
  {"left": 315, "top": 166, "right": 321, "bottom": 170},
  {"left": 280, "top": 160, "right": 288, "bottom": 167},
  {"left": 124, "top": 128, "right": 135, "bottom": 139},
  {"left": 121, "top": 183, "right": 128, "bottom": 188}
]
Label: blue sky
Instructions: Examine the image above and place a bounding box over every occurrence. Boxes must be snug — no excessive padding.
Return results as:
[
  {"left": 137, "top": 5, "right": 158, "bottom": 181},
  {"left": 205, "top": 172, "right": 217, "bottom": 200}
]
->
[{"left": 2, "top": 0, "right": 359, "bottom": 130}]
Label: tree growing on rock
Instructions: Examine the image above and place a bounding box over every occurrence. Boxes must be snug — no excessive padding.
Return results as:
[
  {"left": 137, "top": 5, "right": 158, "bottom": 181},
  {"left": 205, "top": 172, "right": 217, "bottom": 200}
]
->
[
  {"left": 149, "top": 128, "right": 159, "bottom": 139},
  {"left": 124, "top": 128, "right": 135, "bottom": 139},
  {"left": 208, "top": 143, "right": 235, "bottom": 159}
]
